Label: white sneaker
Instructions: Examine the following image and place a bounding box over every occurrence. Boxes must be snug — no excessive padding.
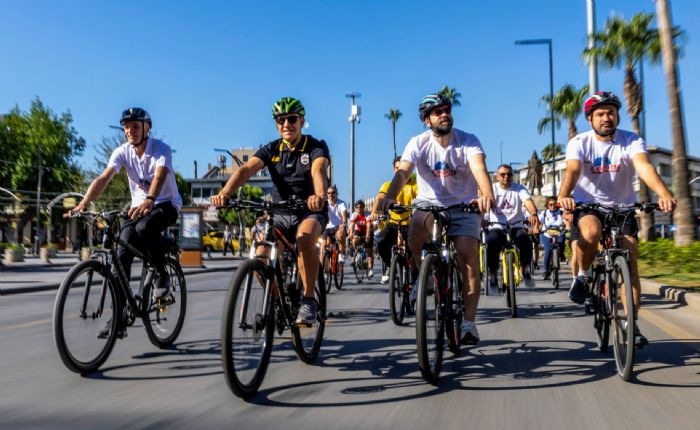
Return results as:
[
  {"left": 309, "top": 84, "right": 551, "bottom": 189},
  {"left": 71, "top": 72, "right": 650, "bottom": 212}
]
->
[
  {"left": 368, "top": 268, "right": 374, "bottom": 279},
  {"left": 460, "top": 320, "right": 480, "bottom": 345},
  {"left": 338, "top": 254, "right": 345, "bottom": 264},
  {"left": 381, "top": 274, "right": 390, "bottom": 284}
]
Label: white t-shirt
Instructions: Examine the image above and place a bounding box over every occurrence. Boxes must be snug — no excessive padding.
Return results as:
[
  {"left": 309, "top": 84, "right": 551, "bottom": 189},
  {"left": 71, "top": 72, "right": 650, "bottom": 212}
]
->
[
  {"left": 565, "top": 129, "right": 646, "bottom": 205},
  {"left": 401, "top": 128, "right": 485, "bottom": 205},
  {"left": 107, "top": 138, "right": 183, "bottom": 211},
  {"left": 486, "top": 183, "right": 531, "bottom": 229},
  {"left": 326, "top": 199, "right": 347, "bottom": 228},
  {"left": 539, "top": 209, "right": 564, "bottom": 238}
]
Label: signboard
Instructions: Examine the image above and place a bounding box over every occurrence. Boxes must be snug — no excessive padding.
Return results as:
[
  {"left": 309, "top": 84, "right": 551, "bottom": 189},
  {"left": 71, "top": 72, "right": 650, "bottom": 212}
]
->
[
  {"left": 203, "top": 206, "right": 219, "bottom": 222},
  {"left": 179, "top": 209, "right": 202, "bottom": 250}
]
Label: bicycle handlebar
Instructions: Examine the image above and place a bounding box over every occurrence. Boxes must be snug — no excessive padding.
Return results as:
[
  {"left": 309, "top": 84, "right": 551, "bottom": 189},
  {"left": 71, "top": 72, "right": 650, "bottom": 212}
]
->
[
  {"left": 389, "top": 202, "right": 480, "bottom": 215},
  {"left": 573, "top": 201, "right": 658, "bottom": 214},
  {"left": 225, "top": 197, "right": 307, "bottom": 213}
]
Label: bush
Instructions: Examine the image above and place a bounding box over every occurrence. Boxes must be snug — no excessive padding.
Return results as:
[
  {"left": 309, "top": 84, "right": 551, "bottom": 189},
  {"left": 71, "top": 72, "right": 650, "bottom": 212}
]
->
[{"left": 638, "top": 239, "right": 700, "bottom": 273}]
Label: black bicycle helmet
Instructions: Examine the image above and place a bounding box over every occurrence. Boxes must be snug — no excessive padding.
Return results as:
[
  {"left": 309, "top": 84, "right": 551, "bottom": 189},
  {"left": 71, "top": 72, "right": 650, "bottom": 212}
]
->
[
  {"left": 355, "top": 200, "right": 365, "bottom": 207},
  {"left": 120, "top": 107, "right": 152, "bottom": 126},
  {"left": 418, "top": 94, "right": 451, "bottom": 120}
]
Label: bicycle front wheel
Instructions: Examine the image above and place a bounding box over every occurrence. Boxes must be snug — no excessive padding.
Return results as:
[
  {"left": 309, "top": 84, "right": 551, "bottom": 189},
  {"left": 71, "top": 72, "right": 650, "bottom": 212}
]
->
[
  {"left": 334, "top": 252, "right": 344, "bottom": 290},
  {"left": 551, "top": 247, "right": 560, "bottom": 289},
  {"left": 610, "top": 255, "right": 635, "bottom": 381},
  {"left": 480, "top": 244, "right": 489, "bottom": 296},
  {"left": 506, "top": 252, "right": 518, "bottom": 318},
  {"left": 322, "top": 251, "right": 333, "bottom": 294},
  {"left": 415, "top": 254, "right": 445, "bottom": 385},
  {"left": 353, "top": 251, "right": 365, "bottom": 283},
  {"left": 143, "top": 256, "right": 187, "bottom": 348},
  {"left": 388, "top": 253, "right": 406, "bottom": 325},
  {"left": 221, "top": 259, "right": 274, "bottom": 399},
  {"left": 593, "top": 271, "right": 610, "bottom": 352},
  {"left": 445, "top": 261, "right": 463, "bottom": 355},
  {"left": 291, "top": 267, "right": 327, "bottom": 363},
  {"left": 53, "top": 260, "right": 118, "bottom": 374}
]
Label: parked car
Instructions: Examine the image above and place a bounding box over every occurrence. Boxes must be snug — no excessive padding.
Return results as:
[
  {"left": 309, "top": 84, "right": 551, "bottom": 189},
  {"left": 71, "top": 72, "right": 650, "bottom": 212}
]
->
[{"left": 202, "top": 230, "right": 239, "bottom": 252}]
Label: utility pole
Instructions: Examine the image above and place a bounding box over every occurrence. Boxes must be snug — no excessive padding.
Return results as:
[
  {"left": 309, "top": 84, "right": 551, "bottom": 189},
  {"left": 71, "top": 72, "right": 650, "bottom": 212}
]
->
[
  {"left": 35, "top": 146, "right": 43, "bottom": 254},
  {"left": 587, "top": 0, "right": 598, "bottom": 94},
  {"left": 346, "top": 92, "right": 361, "bottom": 206}
]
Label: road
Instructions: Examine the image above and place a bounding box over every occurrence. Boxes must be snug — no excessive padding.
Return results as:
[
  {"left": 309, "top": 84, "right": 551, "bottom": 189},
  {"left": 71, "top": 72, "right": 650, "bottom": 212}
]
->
[{"left": 2, "top": 263, "right": 700, "bottom": 430}]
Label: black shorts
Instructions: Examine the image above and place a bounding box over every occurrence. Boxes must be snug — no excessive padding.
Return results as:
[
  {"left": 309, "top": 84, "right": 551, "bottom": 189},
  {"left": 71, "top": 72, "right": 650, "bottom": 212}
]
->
[
  {"left": 571, "top": 208, "right": 638, "bottom": 241},
  {"left": 322, "top": 226, "right": 339, "bottom": 241},
  {"left": 275, "top": 210, "right": 329, "bottom": 245}
]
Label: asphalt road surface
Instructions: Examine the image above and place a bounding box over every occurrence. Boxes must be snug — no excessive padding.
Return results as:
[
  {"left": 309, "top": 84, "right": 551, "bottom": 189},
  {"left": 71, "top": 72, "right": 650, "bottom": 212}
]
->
[{"left": 2, "top": 262, "right": 700, "bottom": 430}]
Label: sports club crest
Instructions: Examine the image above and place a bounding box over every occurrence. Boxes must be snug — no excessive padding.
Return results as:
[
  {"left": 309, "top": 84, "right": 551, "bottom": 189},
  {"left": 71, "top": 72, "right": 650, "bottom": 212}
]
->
[{"left": 301, "top": 154, "right": 310, "bottom": 165}]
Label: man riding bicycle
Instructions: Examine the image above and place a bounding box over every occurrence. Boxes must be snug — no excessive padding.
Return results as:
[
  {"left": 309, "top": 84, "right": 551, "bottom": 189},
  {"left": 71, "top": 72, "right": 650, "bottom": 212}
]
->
[
  {"left": 539, "top": 196, "right": 566, "bottom": 281},
  {"left": 371, "top": 156, "right": 418, "bottom": 284},
  {"left": 378, "top": 94, "right": 494, "bottom": 344},
  {"left": 484, "top": 163, "right": 539, "bottom": 286},
  {"left": 69, "top": 107, "right": 182, "bottom": 337},
  {"left": 323, "top": 185, "right": 348, "bottom": 263},
  {"left": 558, "top": 91, "right": 676, "bottom": 345},
  {"left": 211, "top": 97, "right": 330, "bottom": 326},
  {"left": 349, "top": 200, "right": 374, "bottom": 279}
]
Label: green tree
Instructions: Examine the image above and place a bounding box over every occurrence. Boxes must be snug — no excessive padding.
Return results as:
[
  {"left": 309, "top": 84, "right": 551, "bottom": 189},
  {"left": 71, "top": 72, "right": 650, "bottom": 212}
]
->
[
  {"left": 438, "top": 86, "right": 461, "bottom": 107},
  {"left": 541, "top": 143, "right": 564, "bottom": 161},
  {"left": 217, "top": 184, "right": 265, "bottom": 228},
  {"left": 174, "top": 171, "right": 191, "bottom": 206},
  {"left": 89, "top": 131, "right": 130, "bottom": 210},
  {"left": 384, "top": 108, "right": 402, "bottom": 158},
  {"left": 538, "top": 84, "right": 589, "bottom": 141}
]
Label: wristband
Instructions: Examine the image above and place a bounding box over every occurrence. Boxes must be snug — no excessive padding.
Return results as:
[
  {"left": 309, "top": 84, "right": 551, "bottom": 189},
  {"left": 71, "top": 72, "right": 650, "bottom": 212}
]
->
[{"left": 145, "top": 195, "right": 155, "bottom": 201}]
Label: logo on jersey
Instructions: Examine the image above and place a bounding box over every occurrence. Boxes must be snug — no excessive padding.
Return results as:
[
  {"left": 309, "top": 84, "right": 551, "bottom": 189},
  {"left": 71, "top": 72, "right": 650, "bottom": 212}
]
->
[
  {"left": 591, "top": 156, "right": 620, "bottom": 173},
  {"left": 432, "top": 161, "right": 456, "bottom": 178},
  {"left": 301, "top": 154, "right": 309, "bottom": 165},
  {"left": 495, "top": 196, "right": 514, "bottom": 215}
]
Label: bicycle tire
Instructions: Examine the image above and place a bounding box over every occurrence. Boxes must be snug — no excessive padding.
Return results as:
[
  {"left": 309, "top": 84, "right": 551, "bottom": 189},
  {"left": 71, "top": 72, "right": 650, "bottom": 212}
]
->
[
  {"left": 610, "top": 254, "right": 635, "bottom": 381},
  {"left": 334, "top": 251, "right": 344, "bottom": 290},
  {"left": 551, "top": 247, "right": 560, "bottom": 289},
  {"left": 445, "top": 261, "right": 463, "bottom": 355},
  {"left": 480, "top": 244, "right": 489, "bottom": 296},
  {"left": 53, "top": 259, "right": 118, "bottom": 374},
  {"left": 322, "top": 251, "right": 333, "bottom": 294},
  {"left": 506, "top": 252, "right": 518, "bottom": 318},
  {"left": 221, "top": 259, "right": 274, "bottom": 399},
  {"left": 291, "top": 267, "right": 327, "bottom": 363},
  {"left": 388, "top": 253, "right": 405, "bottom": 325},
  {"left": 353, "top": 250, "right": 365, "bottom": 283},
  {"left": 593, "top": 271, "right": 610, "bottom": 353},
  {"left": 142, "top": 256, "right": 187, "bottom": 348},
  {"left": 415, "top": 254, "right": 444, "bottom": 385}
]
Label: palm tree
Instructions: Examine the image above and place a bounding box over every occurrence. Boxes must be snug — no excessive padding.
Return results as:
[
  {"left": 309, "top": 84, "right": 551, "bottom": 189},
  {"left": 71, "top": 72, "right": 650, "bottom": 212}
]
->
[
  {"left": 538, "top": 84, "right": 590, "bottom": 142},
  {"left": 541, "top": 143, "right": 564, "bottom": 161},
  {"left": 656, "top": 0, "right": 695, "bottom": 245},
  {"left": 438, "top": 86, "right": 461, "bottom": 107},
  {"left": 384, "top": 108, "right": 402, "bottom": 158},
  {"left": 583, "top": 12, "right": 681, "bottom": 241}
]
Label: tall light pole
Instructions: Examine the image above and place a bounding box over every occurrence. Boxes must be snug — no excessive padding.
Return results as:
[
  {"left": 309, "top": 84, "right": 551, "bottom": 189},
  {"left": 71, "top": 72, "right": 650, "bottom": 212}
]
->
[
  {"left": 586, "top": 0, "right": 599, "bottom": 94},
  {"left": 34, "top": 146, "right": 43, "bottom": 254},
  {"left": 346, "top": 92, "right": 361, "bottom": 205},
  {"left": 515, "top": 38, "right": 557, "bottom": 196}
]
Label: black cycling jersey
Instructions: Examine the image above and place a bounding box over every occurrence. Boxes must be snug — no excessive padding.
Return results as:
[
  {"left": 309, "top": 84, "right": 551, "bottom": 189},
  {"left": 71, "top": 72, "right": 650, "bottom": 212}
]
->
[{"left": 254, "top": 134, "right": 330, "bottom": 203}]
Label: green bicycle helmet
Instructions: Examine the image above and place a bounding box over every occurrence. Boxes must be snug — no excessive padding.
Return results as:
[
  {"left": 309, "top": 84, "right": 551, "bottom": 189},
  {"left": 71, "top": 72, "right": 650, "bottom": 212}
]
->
[{"left": 272, "top": 97, "right": 306, "bottom": 118}]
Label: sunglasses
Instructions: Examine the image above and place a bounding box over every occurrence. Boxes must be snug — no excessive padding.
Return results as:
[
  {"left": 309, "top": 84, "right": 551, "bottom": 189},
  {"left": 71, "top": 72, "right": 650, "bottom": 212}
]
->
[
  {"left": 430, "top": 107, "right": 452, "bottom": 117},
  {"left": 327, "top": 191, "right": 337, "bottom": 195},
  {"left": 498, "top": 172, "right": 513, "bottom": 177},
  {"left": 275, "top": 115, "right": 300, "bottom": 125}
]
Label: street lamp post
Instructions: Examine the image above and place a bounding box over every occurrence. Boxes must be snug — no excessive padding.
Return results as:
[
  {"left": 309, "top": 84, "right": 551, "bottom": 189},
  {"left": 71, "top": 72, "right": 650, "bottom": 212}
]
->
[
  {"left": 346, "top": 92, "right": 361, "bottom": 206},
  {"left": 34, "top": 146, "right": 43, "bottom": 255},
  {"left": 515, "top": 38, "right": 557, "bottom": 197},
  {"left": 586, "top": 0, "right": 599, "bottom": 94}
]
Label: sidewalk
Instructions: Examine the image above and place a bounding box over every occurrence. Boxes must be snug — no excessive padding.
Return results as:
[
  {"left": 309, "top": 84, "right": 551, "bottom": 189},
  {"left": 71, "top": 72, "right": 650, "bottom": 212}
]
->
[{"left": 0, "top": 252, "right": 243, "bottom": 296}]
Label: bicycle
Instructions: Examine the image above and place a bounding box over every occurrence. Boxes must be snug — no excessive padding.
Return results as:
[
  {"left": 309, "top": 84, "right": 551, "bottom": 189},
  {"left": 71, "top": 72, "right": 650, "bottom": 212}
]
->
[
  {"left": 53, "top": 210, "right": 186, "bottom": 374},
  {"left": 394, "top": 202, "right": 480, "bottom": 385},
  {"left": 322, "top": 233, "right": 344, "bottom": 292},
  {"left": 576, "top": 202, "right": 657, "bottom": 382},
  {"left": 484, "top": 221, "right": 523, "bottom": 318},
  {"left": 543, "top": 226, "right": 565, "bottom": 289},
  {"left": 478, "top": 227, "right": 490, "bottom": 296},
  {"left": 387, "top": 221, "right": 415, "bottom": 326},
  {"left": 349, "top": 237, "right": 369, "bottom": 283},
  {"left": 221, "top": 198, "right": 327, "bottom": 399}
]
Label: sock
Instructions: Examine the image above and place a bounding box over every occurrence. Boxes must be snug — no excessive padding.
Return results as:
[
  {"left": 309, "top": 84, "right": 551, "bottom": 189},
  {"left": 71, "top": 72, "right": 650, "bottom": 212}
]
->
[{"left": 577, "top": 270, "right": 590, "bottom": 280}]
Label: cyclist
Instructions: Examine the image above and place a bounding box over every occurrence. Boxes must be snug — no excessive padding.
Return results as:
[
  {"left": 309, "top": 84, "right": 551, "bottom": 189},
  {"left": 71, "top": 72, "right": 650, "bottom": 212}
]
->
[
  {"left": 69, "top": 107, "right": 182, "bottom": 337},
  {"left": 378, "top": 94, "right": 494, "bottom": 345},
  {"left": 371, "top": 156, "right": 418, "bottom": 284},
  {"left": 323, "top": 185, "right": 348, "bottom": 263},
  {"left": 484, "top": 164, "right": 539, "bottom": 286},
  {"left": 538, "top": 196, "right": 566, "bottom": 280},
  {"left": 348, "top": 200, "right": 375, "bottom": 279},
  {"left": 211, "top": 97, "right": 330, "bottom": 326},
  {"left": 558, "top": 91, "right": 676, "bottom": 345}
]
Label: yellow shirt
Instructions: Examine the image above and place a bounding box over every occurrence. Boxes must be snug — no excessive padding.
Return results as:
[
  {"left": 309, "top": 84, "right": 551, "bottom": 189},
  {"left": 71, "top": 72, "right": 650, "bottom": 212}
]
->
[{"left": 379, "top": 176, "right": 418, "bottom": 226}]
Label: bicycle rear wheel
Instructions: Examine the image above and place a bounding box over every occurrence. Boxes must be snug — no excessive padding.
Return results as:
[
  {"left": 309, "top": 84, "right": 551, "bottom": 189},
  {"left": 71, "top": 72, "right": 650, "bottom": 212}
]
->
[
  {"left": 610, "top": 255, "right": 635, "bottom": 381},
  {"left": 445, "top": 262, "right": 463, "bottom": 355},
  {"left": 389, "top": 253, "right": 406, "bottom": 325},
  {"left": 506, "top": 252, "right": 518, "bottom": 318},
  {"left": 291, "top": 267, "right": 327, "bottom": 363},
  {"left": 221, "top": 259, "right": 274, "bottom": 399},
  {"left": 593, "top": 271, "right": 610, "bottom": 352},
  {"left": 53, "top": 260, "right": 118, "bottom": 374},
  {"left": 143, "top": 256, "right": 187, "bottom": 348},
  {"left": 322, "top": 250, "right": 333, "bottom": 294},
  {"left": 415, "top": 254, "right": 444, "bottom": 385},
  {"left": 551, "top": 247, "right": 560, "bottom": 289}
]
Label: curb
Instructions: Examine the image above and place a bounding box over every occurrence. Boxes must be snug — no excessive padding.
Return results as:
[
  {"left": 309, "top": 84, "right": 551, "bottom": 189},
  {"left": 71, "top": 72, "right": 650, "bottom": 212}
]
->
[
  {"left": 641, "top": 279, "right": 700, "bottom": 311},
  {"left": 0, "top": 264, "right": 238, "bottom": 296}
]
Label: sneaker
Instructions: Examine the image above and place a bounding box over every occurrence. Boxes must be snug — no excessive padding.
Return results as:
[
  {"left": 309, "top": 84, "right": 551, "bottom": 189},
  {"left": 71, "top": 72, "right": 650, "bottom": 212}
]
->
[
  {"left": 338, "top": 254, "right": 345, "bottom": 264},
  {"left": 460, "top": 320, "right": 480, "bottom": 345},
  {"left": 154, "top": 275, "right": 171, "bottom": 300},
  {"left": 523, "top": 271, "right": 534, "bottom": 286},
  {"left": 368, "top": 268, "right": 374, "bottom": 279},
  {"left": 542, "top": 272, "right": 551, "bottom": 281},
  {"left": 381, "top": 274, "right": 390, "bottom": 284},
  {"left": 625, "top": 321, "right": 649, "bottom": 347},
  {"left": 296, "top": 299, "right": 317, "bottom": 326},
  {"left": 568, "top": 275, "right": 588, "bottom": 304},
  {"left": 96, "top": 319, "right": 127, "bottom": 339}
]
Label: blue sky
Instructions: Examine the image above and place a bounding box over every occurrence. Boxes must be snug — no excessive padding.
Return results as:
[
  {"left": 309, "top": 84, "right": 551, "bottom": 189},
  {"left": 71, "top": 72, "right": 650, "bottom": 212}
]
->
[{"left": 1, "top": 0, "right": 699, "bottom": 201}]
